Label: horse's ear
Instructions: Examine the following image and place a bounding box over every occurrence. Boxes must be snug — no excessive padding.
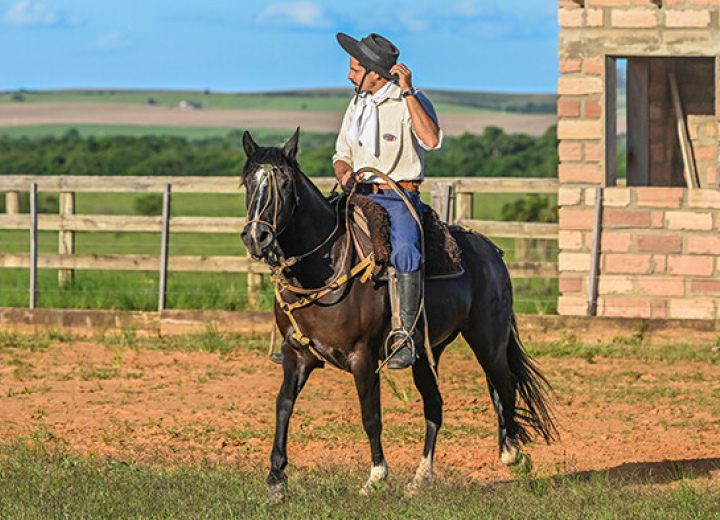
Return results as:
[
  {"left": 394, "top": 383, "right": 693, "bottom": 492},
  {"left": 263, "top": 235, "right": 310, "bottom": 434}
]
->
[
  {"left": 283, "top": 127, "right": 300, "bottom": 161},
  {"left": 243, "top": 131, "right": 258, "bottom": 157}
]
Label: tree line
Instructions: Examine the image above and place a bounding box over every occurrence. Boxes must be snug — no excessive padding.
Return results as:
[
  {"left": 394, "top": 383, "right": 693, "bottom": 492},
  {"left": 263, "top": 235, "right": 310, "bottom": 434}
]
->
[{"left": 0, "top": 126, "right": 557, "bottom": 178}]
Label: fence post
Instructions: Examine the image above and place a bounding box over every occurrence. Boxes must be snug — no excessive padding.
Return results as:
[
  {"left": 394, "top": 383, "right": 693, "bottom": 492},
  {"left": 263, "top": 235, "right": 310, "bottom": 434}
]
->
[
  {"left": 29, "top": 183, "right": 38, "bottom": 309},
  {"left": 431, "top": 182, "right": 454, "bottom": 223},
  {"left": 455, "top": 191, "right": 473, "bottom": 223},
  {"left": 5, "top": 192, "right": 20, "bottom": 214},
  {"left": 158, "top": 184, "right": 171, "bottom": 312},
  {"left": 586, "top": 187, "right": 603, "bottom": 317},
  {"left": 248, "top": 265, "right": 263, "bottom": 308},
  {"left": 59, "top": 191, "right": 75, "bottom": 287}
]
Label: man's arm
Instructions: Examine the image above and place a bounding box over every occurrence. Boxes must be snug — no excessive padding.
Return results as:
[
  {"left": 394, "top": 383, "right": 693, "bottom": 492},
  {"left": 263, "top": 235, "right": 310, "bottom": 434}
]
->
[{"left": 390, "top": 63, "right": 440, "bottom": 149}]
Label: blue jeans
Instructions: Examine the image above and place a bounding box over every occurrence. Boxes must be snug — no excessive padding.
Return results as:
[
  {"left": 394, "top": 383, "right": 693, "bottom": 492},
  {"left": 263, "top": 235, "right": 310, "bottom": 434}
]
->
[{"left": 368, "top": 190, "right": 428, "bottom": 273}]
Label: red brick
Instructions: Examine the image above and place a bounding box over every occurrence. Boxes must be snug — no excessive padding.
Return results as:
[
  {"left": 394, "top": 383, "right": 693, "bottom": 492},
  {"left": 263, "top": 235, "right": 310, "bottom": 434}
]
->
[
  {"left": 559, "top": 252, "right": 591, "bottom": 272},
  {"left": 585, "top": 143, "right": 602, "bottom": 163},
  {"left": 559, "top": 7, "right": 584, "bottom": 27},
  {"left": 636, "top": 234, "right": 682, "bottom": 253},
  {"left": 638, "top": 277, "right": 685, "bottom": 297},
  {"left": 586, "top": 8, "right": 604, "bottom": 27},
  {"left": 558, "top": 296, "right": 587, "bottom": 316},
  {"left": 558, "top": 76, "right": 603, "bottom": 96},
  {"left": 652, "top": 211, "right": 664, "bottom": 229},
  {"left": 653, "top": 254, "right": 667, "bottom": 273},
  {"left": 668, "top": 299, "right": 716, "bottom": 320},
  {"left": 611, "top": 9, "right": 658, "bottom": 28},
  {"left": 691, "top": 279, "right": 720, "bottom": 295},
  {"left": 583, "top": 57, "right": 603, "bottom": 75},
  {"left": 559, "top": 208, "right": 595, "bottom": 230},
  {"left": 666, "top": 211, "right": 714, "bottom": 231},
  {"left": 687, "top": 235, "right": 720, "bottom": 254},
  {"left": 604, "top": 209, "right": 652, "bottom": 228},
  {"left": 665, "top": 9, "right": 711, "bottom": 28},
  {"left": 558, "top": 120, "right": 603, "bottom": 140},
  {"left": 590, "top": 0, "right": 632, "bottom": 5},
  {"left": 653, "top": 299, "right": 668, "bottom": 320},
  {"left": 584, "top": 98, "right": 602, "bottom": 118},
  {"left": 667, "top": 255, "right": 714, "bottom": 276},
  {"left": 602, "top": 298, "right": 652, "bottom": 318},
  {"left": 559, "top": 141, "right": 583, "bottom": 162},
  {"left": 602, "top": 232, "right": 632, "bottom": 252},
  {"left": 559, "top": 163, "right": 604, "bottom": 183},
  {"left": 558, "top": 98, "right": 581, "bottom": 117},
  {"left": 559, "top": 275, "right": 583, "bottom": 293},
  {"left": 693, "top": 146, "right": 716, "bottom": 162},
  {"left": 636, "top": 188, "right": 684, "bottom": 208},
  {"left": 605, "top": 254, "right": 652, "bottom": 274},
  {"left": 559, "top": 59, "right": 582, "bottom": 73}
]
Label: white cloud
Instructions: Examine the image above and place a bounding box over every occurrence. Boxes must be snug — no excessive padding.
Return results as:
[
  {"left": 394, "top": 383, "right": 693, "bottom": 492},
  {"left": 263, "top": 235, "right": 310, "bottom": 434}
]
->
[
  {"left": 91, "top": 31, "right": 134, "bottom": 52},
  {"left": 398, "top": 12, "right": 429, "bottom": 33},
  {"left": 256, "top": 2, "right": 333, "bottom": 29},
  {"left": 3, "top": 0, "right": 61, "bottom": 27}
]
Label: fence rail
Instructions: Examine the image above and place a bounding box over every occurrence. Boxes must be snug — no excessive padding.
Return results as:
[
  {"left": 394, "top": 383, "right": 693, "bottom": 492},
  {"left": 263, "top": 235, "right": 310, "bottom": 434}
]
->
[{"left": 1, "top": 175, "right": 559, "bottom": 309}]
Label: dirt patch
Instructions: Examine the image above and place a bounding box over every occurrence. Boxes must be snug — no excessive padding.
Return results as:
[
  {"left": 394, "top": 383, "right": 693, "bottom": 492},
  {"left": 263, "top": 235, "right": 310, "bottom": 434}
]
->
[
  {"left": 1, "top": 337, "right": 718, "bottom": 486},
  {"left": 0, "top": 102, "right": 559, "bottom": 137}
]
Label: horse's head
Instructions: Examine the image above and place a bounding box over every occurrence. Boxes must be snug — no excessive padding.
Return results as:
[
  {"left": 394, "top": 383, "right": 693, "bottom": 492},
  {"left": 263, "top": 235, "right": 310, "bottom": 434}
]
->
[{"left": 240, "top": 128, "right": 301, "bottom": 263}]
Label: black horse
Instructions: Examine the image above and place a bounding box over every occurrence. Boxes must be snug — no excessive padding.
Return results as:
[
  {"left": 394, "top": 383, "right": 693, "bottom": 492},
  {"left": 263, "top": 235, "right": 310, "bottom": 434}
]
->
[{"left": 240, "top": 129, "right": 556, "bottom": 502}]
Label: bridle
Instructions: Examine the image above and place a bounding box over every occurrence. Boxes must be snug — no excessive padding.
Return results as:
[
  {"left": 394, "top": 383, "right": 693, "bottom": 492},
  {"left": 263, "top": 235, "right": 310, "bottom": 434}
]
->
[{"left": 242, "top": 161, "right": 345, "bottom": 275}]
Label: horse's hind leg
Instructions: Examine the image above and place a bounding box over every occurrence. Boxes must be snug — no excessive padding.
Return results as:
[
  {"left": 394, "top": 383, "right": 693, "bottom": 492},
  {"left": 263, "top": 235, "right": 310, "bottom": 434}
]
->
[
  {"left": 267, "top": 344, "right": 322, "bottom": 503},
  {"left": 352, "top": 356, "right": 388, "bottom": 495},
  {"left": 406, "top": 346, "right": 447, "bottom": 495},
  {"left": 463, "top": 327, "right": 529, "bottom": 470}
]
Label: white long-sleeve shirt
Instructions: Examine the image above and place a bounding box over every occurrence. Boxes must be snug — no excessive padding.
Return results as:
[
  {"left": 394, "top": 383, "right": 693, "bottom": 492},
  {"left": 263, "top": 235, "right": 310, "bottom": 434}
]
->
[{"left": 332, "top": 82, "right": 443, "bottom": 183}]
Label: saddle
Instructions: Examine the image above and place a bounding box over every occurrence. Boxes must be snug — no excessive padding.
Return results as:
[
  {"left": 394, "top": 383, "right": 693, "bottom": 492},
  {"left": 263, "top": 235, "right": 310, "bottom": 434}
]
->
[{"left": 346, "top": 194, "right": 463, "bottom": 280}]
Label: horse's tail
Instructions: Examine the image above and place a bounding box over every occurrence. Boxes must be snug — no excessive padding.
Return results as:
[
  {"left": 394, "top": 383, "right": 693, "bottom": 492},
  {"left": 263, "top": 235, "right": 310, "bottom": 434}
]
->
[{"left": 507, "top": 314, "right": 558, "bottom": 444}]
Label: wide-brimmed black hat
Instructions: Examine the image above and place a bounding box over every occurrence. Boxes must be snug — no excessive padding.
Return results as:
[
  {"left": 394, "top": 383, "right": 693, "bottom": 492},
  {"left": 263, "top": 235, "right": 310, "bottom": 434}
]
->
[{"left": 336, "top": 32, "right": 399, "bottom": 80}]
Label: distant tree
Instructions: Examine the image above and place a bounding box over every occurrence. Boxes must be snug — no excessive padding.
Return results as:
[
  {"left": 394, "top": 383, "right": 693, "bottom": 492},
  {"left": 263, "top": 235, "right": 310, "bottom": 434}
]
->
[{"left": 133, "top": 194, "right": 163, "bottom": 216}]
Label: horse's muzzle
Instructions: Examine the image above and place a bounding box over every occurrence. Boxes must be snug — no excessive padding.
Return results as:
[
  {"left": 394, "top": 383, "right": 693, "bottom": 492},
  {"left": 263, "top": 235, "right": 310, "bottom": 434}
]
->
[{"left": 241, "top": 221, "right": 276, "bottom": 260}]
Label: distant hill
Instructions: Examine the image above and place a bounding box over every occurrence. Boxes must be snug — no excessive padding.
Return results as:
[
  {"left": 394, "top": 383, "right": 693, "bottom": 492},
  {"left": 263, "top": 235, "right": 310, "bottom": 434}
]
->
[{"left": 0, "top": 88, "right": 558, "bottom": 115}]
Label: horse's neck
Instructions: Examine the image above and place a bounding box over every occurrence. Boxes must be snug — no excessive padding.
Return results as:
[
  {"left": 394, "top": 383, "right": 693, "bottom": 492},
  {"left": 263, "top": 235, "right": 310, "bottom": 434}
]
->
[{"left": 277, "top": 175, "right": 348, "bottom": 287}]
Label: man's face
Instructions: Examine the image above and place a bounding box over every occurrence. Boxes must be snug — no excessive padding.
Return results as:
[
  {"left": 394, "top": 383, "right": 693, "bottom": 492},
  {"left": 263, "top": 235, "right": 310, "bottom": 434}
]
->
[{"left": 347, "top": 57, "right": 383, "bottom": 93}]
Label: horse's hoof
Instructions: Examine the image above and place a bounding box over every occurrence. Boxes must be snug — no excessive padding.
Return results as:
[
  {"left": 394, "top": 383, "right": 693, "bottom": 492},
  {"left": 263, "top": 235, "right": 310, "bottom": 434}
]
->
[
  {"left": 500, "top": 438, "right": 521, "bottom": 466},
  {"left": 360, "top": 460, "right": 388, "bottom": 495},
  {"left": 268, "top": 482, "right": 286, "bottom": 504}
]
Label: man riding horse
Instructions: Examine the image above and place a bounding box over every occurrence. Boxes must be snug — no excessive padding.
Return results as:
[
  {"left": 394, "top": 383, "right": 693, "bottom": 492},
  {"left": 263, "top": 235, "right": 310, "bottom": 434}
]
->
[{"left": 333, "top": 32, "right": 443, "bottom": 369}]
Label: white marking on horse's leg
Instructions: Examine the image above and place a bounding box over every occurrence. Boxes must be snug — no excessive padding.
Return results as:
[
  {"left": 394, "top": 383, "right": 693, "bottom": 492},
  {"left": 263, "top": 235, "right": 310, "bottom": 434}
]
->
[
  {"left": 500, "top": 437, "right": 521, "bottom": 465},
  {"left": 359, "top": 459, "right": 388, "bottom": 496},
  {"left": 406, "top": 455, "right": 434, "bottom": 495}
]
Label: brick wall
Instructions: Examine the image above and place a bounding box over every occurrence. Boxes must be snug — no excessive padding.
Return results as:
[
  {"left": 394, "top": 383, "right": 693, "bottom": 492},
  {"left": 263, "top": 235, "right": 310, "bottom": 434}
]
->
[
  {"left": 558, "top": 187, "right": 720, "bottom": 319},
  {"left": 558, "top": 0, "right": 720, "bottom": 319}
]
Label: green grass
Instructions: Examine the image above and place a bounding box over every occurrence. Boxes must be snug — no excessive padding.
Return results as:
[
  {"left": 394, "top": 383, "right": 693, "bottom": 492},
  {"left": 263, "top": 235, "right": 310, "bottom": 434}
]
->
[
  {"left": 0, "top": 88, "right": 554, "bottom": 115},
  {"left": 0, "top": 443, "right": 717, "bottom": 519},
  {"left": 0, "top": 189, "right": 558, "bottom": 313}
]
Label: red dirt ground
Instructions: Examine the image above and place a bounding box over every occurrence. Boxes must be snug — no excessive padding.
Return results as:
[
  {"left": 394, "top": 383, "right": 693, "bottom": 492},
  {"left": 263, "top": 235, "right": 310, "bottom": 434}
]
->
[{"left": 0, "top": 338, "right": 719, "bottom": 486}]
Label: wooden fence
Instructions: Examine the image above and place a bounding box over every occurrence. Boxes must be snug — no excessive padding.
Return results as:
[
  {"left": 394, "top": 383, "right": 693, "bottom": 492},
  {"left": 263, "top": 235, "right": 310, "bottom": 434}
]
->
[{"left": 0, "top": 175, "right": 559, "bottom": 309}]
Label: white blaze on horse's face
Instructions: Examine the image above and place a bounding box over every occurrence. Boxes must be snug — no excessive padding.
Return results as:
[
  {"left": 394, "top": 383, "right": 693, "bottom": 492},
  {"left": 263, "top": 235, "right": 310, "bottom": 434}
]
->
[
  {"left": 249, "top": 166, "right": 270, "bottom": 222},
  {"left": 242, "top": 165, "right": 276, "bottom": 259}
]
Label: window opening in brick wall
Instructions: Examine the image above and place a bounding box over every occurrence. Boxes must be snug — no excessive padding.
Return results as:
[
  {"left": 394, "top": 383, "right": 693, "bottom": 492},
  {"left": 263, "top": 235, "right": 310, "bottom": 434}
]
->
[{"left": 620, "top": 56, "right": 715, "bottom": 188}]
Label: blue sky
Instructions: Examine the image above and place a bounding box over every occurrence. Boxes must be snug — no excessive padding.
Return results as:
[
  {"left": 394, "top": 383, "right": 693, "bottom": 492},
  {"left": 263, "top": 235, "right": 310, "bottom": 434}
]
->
[{"left": 0, "top": 0, "right": 559, "bottom": 94}]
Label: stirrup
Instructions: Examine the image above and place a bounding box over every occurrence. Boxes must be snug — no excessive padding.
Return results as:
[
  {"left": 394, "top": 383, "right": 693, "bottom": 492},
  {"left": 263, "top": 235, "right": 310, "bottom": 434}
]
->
[{"left": 384, "top": 329, "right": 416, "bottom": 370}]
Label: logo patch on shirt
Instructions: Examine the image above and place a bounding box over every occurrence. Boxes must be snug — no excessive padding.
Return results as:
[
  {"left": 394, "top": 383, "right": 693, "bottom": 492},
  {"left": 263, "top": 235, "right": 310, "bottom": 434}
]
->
[{"left": 383, "top": 133, "right": 397, "bottom": 142}]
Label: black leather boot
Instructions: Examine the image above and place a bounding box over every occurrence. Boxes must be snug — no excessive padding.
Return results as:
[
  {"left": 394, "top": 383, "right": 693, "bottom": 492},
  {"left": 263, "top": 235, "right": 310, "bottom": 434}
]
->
[{"left": 386, "top": 269, "right": 423, "bottom": 369}]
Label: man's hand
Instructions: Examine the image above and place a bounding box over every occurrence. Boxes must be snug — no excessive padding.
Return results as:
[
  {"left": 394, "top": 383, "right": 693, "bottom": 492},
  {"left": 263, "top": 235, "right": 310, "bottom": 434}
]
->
[
  {"left": 335, "top": 160, "right": 364, "bottom": 191},
  {"left": 390, "top": 63, "right": 413, "bottom": 93}
]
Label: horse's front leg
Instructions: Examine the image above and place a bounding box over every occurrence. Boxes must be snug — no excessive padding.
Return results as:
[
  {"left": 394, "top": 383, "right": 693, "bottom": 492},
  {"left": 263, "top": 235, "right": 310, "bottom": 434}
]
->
[
  {"left": 406, "top": 353, "right": 443, "bottom": 495},
  {"left": 352, "top": 354, "right": 388, "bottom": 495},
  {"left": 267, "top": 342, "right": 321, "bottom": 504}
]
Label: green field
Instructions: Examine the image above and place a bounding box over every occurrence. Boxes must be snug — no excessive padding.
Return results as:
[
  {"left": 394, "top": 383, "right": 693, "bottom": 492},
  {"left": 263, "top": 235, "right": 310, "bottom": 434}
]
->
[
  {"left": 0, "top": 88, "right": 556, "bottom": 115},
  {"left": 0, "top": 190, "right": 558, "bottom": 313}
]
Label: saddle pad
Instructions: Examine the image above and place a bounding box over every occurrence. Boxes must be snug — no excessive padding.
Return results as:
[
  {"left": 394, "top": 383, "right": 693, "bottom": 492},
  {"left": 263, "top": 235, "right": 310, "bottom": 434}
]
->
[{"left": 348, "top": 194, "right": 462, "bottom": 277}]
